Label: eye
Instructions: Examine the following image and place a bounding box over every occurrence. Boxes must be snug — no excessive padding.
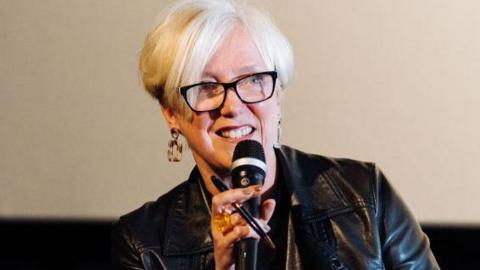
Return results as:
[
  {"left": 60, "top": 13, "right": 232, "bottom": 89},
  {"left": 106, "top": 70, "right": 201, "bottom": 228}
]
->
[
  {"left": 239, "top": 74, "right": 269, "bottom": 91},
  {"left": 196, "top": 83, "right": 223, "bottom": 98},
  {"left": 245, "top": 75, "right": 263, "bottom": 85},
  {"left": 198, "top": 83, "right": 219, "bottom": 91}
]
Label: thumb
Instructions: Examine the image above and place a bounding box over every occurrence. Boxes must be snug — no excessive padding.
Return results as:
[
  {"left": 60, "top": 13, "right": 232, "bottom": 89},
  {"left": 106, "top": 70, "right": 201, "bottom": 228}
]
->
[{"left": 260, "top": 199, "right": 276, "bottom": 222}]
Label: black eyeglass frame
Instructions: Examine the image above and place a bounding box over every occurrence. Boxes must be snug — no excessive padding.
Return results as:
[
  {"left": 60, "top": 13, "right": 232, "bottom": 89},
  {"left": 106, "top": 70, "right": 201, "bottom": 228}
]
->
[{"left": 179, "top": 71, "right": 278, "bottom": 112}]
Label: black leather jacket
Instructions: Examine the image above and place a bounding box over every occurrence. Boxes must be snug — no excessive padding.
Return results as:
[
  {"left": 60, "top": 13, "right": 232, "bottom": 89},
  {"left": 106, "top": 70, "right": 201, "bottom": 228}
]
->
[{"left": 111, "top": 146, "right": 439, "bottom": 269}]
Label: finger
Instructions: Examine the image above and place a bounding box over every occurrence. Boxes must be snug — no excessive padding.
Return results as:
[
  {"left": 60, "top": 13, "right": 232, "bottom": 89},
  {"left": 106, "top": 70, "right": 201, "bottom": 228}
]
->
[
  {"left": 254, "top": 217, "right": 271, "bottom": 232},
  {"left": 245, "top": 216, "right": 271, "bottom": 239},
  {"left": 218, "top": 225, "right": 250, "bottom": 249},
  {"left": 212, "top": 185, "right": 262, "bottom": 214},
  {"left": 246, "top": 220, "right": 263, "bottom": 239},
  {"left": 260, "top": 199, "right": 276, "bottom": 222}
]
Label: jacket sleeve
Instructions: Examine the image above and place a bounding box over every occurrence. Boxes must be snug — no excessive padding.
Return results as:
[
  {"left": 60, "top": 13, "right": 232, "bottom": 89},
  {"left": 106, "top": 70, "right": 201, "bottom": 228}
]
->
[
  {"left": 373, "top": 165, "right": 440, "bottom": 270},
  {"left": 110, "top": 218, "right": 145, "bottom": 270}
]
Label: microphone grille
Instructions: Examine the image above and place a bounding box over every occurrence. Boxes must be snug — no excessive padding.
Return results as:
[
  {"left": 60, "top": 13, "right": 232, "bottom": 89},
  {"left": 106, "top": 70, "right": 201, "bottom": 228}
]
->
[{"left": 232, "top": 140, "right": 266, "bottom": 162}]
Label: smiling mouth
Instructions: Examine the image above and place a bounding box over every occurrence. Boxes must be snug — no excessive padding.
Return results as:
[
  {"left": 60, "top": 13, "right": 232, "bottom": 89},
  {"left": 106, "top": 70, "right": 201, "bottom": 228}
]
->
[{"left": 217, "top": 126, "right": 254, "bottom": 139}]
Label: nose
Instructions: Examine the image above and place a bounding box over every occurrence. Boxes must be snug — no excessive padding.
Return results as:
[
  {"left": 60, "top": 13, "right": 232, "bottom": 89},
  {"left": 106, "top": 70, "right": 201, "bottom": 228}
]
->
[{"left": 219, "top": 87, "right": 245, "bottom": 116}]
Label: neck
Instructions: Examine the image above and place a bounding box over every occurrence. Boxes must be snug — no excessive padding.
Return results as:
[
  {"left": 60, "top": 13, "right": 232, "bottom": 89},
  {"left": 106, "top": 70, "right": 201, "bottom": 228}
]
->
[{"left": 262, "top": 146, "right": 277, "bottom": 195}]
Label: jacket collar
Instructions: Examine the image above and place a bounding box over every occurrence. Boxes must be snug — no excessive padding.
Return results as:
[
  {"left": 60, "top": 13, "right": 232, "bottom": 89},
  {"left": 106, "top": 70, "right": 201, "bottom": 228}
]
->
[{"left": 275, "top": 146, "right": 353, "bottom": 219}]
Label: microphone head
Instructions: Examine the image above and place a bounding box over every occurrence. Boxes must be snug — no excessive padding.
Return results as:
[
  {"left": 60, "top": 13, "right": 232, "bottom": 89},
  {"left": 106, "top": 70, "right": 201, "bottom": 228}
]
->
[
  {"left": 232, "top": 140, "right": 265, "bottom": 163},
  {"left": 231, "top": 140, "right": 267, "bottom": 188}
]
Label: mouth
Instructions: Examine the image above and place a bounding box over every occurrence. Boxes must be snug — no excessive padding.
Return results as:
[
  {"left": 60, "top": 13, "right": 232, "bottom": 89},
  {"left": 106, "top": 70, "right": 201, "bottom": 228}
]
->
[{"left": 216, "top": 126, "right": 255, "bottom": 139}]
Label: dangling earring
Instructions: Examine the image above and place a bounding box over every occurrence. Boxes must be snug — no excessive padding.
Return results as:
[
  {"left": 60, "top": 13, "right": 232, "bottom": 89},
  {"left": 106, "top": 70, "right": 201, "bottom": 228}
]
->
[
  {"left": 168, "top": 128, "right": 183, "bottom": 162},
  {"left": 274, "top": 113, "right": 282, "bottom": 148}
]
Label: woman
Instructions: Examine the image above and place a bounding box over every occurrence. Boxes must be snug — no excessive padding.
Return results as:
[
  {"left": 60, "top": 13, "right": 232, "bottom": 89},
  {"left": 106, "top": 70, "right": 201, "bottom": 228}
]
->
[{"left": 111, "top": 0, "right": 439, "bottom": 269}]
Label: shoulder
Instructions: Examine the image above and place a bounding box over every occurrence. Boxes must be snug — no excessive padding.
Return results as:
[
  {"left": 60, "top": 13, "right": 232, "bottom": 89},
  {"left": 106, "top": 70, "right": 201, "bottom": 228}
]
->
[
  {"left": 280, "top": 146, "right": 439, "bottom": 268},
  {"left": 111, "top": 168, "right": 214, "bottom": 267},
  {"left": 279, "top": 145, "right": 378, "bottom": 194},
  {"left": 113, "top": 178, "right": 194, "bottom": 249},
  {"left": 279, "top": 145, "right": 375, "bottom": 174}
]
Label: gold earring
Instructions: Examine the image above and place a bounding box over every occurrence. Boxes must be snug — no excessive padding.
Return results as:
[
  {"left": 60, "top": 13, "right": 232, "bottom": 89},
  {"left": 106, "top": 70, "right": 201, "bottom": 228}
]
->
[{"left": 168, "top": 128, "right": 183, "bottom": 162}]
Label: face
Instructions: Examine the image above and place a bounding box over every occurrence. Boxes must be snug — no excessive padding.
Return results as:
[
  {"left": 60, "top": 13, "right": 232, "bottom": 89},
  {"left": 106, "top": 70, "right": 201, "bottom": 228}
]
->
[{"left": 163, "top": 26, "right": 281, "bottom": 189}]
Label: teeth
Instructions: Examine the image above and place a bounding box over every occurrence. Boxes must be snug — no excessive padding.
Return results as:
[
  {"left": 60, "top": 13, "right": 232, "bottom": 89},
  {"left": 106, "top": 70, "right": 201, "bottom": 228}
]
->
[{"left": 220, "top": 126, "right": 253, "bottom": 139}]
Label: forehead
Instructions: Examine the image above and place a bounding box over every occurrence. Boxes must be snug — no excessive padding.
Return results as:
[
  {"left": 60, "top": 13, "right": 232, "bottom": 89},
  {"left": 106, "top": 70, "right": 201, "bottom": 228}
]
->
[{"left": 202, "top": 26, "right": 268, "bottom": 80}]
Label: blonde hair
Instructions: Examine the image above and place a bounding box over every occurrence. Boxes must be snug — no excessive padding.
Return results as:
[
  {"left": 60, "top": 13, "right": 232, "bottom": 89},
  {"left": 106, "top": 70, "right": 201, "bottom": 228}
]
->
[{"left": 139, "top": 0, "right": 294, "bottom": 118}]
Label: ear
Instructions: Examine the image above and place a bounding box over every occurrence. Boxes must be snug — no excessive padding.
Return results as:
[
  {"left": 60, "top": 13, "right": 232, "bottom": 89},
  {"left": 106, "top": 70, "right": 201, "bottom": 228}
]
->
[{"left": 161, "top": 106, "right": 180, "bottom": 130}]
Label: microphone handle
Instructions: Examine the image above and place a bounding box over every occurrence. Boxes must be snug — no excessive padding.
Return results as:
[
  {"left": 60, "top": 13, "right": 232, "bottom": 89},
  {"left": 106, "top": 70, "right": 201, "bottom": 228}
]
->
[{"left": 235, "top": 197, "right": 260, "bottom": 270}]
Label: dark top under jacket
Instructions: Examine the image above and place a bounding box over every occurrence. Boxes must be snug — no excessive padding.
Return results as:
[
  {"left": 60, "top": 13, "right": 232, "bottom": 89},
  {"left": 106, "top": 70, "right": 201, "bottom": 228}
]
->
[{"left": 111, "top": 145, "right": 439, "bottom": 269}]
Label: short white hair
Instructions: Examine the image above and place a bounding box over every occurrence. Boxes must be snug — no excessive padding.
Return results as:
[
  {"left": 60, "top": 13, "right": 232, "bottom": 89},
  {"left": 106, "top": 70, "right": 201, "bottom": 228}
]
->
[{"left": 139, "top": 0, "right": 294, "bottom": 117}]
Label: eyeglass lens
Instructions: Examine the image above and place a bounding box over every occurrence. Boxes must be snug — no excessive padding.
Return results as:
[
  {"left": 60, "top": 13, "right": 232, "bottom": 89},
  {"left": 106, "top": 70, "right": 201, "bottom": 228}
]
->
[{"left": 185, "top": 73, "right": 274, "bottom": 112}]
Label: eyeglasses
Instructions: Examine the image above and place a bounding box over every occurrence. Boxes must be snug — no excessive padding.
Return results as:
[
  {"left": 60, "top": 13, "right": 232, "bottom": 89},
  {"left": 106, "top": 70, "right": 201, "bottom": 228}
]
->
[{"left": 179, "top": 71, "right": 277, "bottom": 112}]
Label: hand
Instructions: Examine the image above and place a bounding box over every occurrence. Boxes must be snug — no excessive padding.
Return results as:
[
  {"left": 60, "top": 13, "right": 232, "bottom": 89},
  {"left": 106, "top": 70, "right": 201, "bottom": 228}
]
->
[{"left": 211, "top": 185, "right": 276, "bottom": 270}]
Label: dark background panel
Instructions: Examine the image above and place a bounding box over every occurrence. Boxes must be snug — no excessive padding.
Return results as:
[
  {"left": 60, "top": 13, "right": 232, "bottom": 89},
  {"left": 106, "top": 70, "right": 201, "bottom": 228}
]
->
[
  {"left": 0, "top": 220, "right": 478, "bottom": 269},
  {"left": 0, "top": 220, "right": 111, "bottom": 270}
]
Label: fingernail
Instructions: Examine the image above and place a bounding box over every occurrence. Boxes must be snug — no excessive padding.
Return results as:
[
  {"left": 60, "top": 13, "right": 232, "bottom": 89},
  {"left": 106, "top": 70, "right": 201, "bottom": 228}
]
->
[{"left": 254, "top": 185, "right": 262, "bottom": 192}]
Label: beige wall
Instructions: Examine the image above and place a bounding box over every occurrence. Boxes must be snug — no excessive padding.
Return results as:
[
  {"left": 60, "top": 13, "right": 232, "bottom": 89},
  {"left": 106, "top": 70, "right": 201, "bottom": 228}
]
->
[{"left": 1, "top": 0, "right": 479, "bottom": 223}]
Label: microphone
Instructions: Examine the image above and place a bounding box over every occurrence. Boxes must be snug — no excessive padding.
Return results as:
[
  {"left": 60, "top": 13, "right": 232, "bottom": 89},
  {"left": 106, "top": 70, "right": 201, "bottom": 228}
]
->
[{"left": 231, "top": 140, "right": 266, "bottom": 270}]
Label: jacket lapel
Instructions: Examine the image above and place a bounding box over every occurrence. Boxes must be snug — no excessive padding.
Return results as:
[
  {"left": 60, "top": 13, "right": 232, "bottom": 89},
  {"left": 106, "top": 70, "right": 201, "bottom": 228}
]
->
[
  {"left": 277, "top": 146, "right": 353, "bottom": 269},
  {"left": 162, "top": 168, "right": 213, "bottom": 256}
]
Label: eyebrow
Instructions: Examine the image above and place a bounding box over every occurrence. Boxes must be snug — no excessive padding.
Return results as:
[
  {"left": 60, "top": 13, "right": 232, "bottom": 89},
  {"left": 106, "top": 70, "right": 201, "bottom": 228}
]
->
[
  {"left": 235, "top": 65, "right": 265, "bottom": 75},
  {"left": 201, "top": 65, "right": 267, "bottom": 82}
]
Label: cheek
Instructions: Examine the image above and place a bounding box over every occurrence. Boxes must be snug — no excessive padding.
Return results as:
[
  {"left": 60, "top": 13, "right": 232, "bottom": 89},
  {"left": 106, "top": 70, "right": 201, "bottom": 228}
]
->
[
  {"left": 252, "top": 102, "right": 280, "bottom": 140},
  {"left": 179, "top": 115, "right": 214, "bottom": 146}
]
